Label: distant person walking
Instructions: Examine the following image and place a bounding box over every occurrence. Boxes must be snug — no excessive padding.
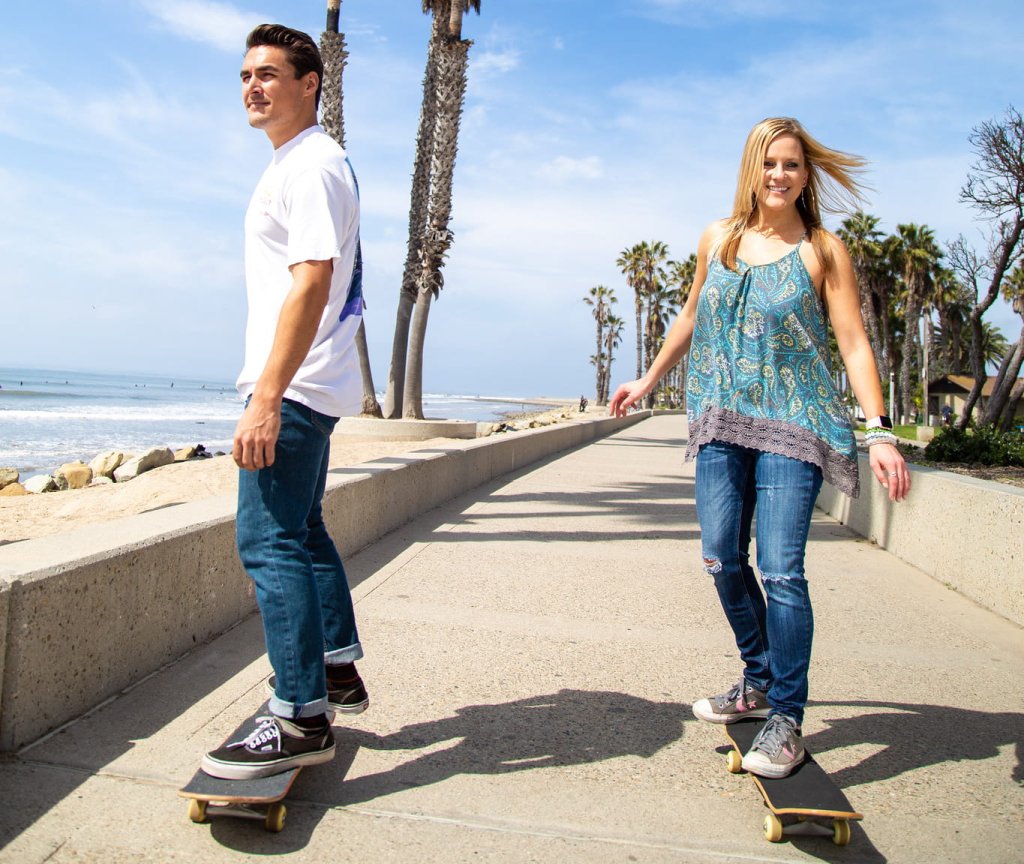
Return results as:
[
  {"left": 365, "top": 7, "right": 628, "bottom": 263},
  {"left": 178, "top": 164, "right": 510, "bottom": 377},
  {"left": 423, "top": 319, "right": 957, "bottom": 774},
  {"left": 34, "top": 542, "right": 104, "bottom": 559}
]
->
[
  {"left": 201, "top": 24, "right": 369, "bottom": 780},
  {"left": 610, "top": 117, "right": 909, "bottom": 778}
]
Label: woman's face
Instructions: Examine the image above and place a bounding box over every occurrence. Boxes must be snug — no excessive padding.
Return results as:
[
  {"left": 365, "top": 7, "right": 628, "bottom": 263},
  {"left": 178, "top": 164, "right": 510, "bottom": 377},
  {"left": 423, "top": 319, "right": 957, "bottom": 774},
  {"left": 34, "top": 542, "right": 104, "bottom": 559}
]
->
[{"left": 759, "top": 133, "right": 809, "bottom": 213}]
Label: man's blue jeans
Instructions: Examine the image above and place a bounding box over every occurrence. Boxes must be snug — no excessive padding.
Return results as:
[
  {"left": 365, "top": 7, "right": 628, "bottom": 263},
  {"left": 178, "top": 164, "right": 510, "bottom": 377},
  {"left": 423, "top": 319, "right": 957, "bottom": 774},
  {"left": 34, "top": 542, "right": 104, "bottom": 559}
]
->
[
  {"left": 236, "top": 398, "right": 363, "bottom": 719},
  {"left": 695, "top": 441, "right": 823, "bottom": 725}
]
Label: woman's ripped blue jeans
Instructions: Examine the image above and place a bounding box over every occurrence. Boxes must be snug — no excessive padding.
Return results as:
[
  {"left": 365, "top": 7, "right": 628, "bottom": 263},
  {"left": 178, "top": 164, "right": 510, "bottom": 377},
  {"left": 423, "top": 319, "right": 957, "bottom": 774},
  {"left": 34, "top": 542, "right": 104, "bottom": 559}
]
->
[{"left": 695, "top": 441, "right": 823, "bottom": 725}]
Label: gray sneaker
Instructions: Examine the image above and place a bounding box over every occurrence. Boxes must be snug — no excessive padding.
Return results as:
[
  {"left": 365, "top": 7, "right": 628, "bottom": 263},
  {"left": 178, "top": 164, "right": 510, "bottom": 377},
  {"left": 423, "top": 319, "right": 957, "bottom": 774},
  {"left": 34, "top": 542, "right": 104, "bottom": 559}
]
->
[
  {"left": 741, "top": 713, "right": 805, "bottom": 778},
  {"left": 693, "top": 679, "right": 771, "bottom": 724}
]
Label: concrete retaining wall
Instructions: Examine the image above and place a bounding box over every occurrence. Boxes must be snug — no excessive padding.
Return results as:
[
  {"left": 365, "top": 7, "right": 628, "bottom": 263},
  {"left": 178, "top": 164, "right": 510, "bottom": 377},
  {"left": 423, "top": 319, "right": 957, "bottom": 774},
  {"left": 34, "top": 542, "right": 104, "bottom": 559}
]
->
[
  {"left": 816, "top": 455, "right": 1024, "bottom": 627},
  {"left": 0, "top": 412, "right": 645, "bottom": 751}
]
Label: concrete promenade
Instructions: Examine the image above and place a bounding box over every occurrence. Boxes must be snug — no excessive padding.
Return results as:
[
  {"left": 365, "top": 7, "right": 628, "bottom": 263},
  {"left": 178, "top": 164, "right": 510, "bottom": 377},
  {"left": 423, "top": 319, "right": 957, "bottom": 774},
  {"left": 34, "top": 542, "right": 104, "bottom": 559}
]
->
[{"left": 1, "top": 415, "right": 1021, "bottom": 863}]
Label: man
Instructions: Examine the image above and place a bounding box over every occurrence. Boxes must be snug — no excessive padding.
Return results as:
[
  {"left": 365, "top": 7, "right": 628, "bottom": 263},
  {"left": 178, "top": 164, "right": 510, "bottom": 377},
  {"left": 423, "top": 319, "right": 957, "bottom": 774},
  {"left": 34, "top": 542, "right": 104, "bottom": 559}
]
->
[{"left": 201, "top": 24, "right": 368, "bottom": 780}]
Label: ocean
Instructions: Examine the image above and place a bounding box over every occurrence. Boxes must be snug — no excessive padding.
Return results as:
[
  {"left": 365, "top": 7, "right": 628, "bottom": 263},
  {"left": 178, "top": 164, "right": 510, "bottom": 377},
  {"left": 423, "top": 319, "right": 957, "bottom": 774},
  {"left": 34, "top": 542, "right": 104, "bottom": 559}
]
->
[{"left": 0, "top": 366, "right": 557, "bottom": 479}]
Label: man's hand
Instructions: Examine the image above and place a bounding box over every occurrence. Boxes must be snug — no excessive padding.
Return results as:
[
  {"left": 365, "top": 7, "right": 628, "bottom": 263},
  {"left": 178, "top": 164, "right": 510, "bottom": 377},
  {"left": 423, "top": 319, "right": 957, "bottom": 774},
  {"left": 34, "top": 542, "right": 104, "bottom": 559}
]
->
[{"left": 233, "top": 394, "right": 282, "bottom": 470}]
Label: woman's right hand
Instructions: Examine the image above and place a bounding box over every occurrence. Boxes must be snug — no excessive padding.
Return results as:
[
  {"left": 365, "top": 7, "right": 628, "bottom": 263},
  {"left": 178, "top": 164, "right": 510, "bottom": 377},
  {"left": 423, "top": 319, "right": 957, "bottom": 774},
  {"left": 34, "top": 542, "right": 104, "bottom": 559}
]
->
[{"left": 609, "top": 379, "right": 651, "bottom": 417}]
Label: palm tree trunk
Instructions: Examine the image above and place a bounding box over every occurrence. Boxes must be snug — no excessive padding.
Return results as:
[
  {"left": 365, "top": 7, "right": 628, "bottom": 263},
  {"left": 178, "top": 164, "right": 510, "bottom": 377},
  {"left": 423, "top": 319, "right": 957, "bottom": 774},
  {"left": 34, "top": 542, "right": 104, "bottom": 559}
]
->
[
  {"left": 319, "top": 1, "right": 382, "bottom": 416},
  {"left": 320, "top": 2, "right": 347, "bottom": 149},
  {"left": 402, "top": 16, "right": 470, "bottom": 418},
  {"left": 879, "top": 285, "right": 894, "bottom": 388},
  {"left": 354, "top": 321, "right": 382, "bottom": 416},
  {"left": 404, "top": 288, "right": 433, "bottom": 419},
  {"left": 634, "top": 299, "right": 643, "bottom": 380},
  {"left": 857, "top": 274, "right": 884, "bottom": 378},
  {"left": 900, "top": 295, "right": 920, "bottom": 423},
  {"left": 383, "top": 5, "right": 448, "bottom": 419}
]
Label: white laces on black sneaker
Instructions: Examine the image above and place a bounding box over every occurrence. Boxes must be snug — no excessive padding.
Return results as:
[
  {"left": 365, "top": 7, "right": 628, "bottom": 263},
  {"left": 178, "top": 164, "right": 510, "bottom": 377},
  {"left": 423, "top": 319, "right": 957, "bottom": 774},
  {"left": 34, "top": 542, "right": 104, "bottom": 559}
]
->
[{"left": 229, "top": 716, "right": 282, "bottom": 753}]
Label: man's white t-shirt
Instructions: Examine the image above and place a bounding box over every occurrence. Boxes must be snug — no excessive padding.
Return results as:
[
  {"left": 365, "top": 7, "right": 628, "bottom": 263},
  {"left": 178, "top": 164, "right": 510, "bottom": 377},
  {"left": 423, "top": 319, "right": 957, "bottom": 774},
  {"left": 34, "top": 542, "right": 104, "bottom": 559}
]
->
[{"left": 236, "top": 125, "right": 364, "bottom": 418}]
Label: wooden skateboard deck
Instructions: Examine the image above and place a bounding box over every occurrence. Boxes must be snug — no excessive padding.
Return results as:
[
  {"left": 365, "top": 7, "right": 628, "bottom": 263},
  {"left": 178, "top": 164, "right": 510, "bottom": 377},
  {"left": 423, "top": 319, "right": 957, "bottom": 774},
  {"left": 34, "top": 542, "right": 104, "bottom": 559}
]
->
[
  {"left": 722, "top": 718, "right": 862, "bottom": 845},
  {"left": 178, "top": 703, "right": 300, "bottom": 832}
]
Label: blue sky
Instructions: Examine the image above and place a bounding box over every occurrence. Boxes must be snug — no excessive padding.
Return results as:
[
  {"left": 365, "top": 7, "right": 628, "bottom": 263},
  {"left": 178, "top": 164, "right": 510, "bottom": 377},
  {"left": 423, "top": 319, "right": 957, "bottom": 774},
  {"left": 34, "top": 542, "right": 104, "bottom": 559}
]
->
[{"left": 2, "top": 0, "right": 1022, "bottom": 398}]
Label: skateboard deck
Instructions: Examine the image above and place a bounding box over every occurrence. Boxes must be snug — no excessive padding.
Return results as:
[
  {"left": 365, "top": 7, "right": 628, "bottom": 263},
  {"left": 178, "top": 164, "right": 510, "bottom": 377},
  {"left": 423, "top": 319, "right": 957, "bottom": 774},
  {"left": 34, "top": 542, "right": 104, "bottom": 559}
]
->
[
  {"left": 178, "top": 703, "right": 299, "bottom": 832},
  {"left": 722, "top": 718, "right": 862, "bottom": 845}
]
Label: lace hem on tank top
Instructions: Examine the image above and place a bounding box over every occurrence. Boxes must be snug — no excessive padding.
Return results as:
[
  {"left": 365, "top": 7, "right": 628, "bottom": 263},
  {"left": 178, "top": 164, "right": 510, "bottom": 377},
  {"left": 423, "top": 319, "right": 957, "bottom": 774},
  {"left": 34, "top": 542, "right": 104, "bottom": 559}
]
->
[{"left": 684, "top": 407, "right": 860, "bottom": 498}]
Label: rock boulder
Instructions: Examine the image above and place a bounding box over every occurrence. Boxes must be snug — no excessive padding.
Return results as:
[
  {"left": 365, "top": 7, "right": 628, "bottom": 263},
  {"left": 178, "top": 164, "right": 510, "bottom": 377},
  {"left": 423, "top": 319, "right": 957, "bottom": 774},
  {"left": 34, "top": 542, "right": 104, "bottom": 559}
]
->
[
  {"left": 0, "top": 467, "right": 19, "bottom": 490},
  {"left": 89, "top": 451, "right": 128, "bottom": 479},
  {"left": 114, "top": 447, "right": 174, "bottom": 482},
  {"left": 24, "top": 474, "right": 57, "bottom": 494},
  {"left": 55, "top": 461, "right": 93, "bottom": 491}
]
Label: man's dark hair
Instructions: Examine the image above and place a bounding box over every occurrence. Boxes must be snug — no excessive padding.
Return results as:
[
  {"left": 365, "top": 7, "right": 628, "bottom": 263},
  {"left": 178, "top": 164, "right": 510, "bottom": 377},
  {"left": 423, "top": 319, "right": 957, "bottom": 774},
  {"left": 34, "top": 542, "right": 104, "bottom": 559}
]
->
[{"left": 246, "top": 24, "right": 324, "bottom": 109}]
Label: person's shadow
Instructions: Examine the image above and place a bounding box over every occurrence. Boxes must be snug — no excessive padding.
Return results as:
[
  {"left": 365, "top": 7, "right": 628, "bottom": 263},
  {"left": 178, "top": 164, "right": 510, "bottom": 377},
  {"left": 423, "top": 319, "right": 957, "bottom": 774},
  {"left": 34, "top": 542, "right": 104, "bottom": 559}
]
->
[
  {"left": 805, "top": 700, "right": 1024, "bottom": 789},
  {"left": 309, "top": 689, "right": 688, "bottom": 806}
]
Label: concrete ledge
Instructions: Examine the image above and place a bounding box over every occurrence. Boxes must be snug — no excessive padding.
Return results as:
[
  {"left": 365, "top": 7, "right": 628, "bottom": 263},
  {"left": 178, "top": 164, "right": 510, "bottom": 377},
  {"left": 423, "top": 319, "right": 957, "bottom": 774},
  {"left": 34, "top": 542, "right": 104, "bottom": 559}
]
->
[
  {"left": 0, "top": 412, "right": 647, "bottom": 751},
  {"left": 816, "top": 455, "right": 1024, "bottom": 627},
  {"left": 334, "top": 416, "right": 478, "bottom": 440}
]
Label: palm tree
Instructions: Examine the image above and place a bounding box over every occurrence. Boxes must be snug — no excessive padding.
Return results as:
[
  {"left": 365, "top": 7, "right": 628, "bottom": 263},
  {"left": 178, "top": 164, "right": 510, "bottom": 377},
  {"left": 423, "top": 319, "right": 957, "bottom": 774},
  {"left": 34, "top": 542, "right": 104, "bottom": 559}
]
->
[
  {"left": 319, "top": 0, "right": 382, "bottom": 416},
  {"left": 616, "top": 240, "right": 669, "bottom": 406},
  {"left": 838, "top": 212, "right": 888, "bottom": 382},
  {"left": 640, "top": 241, "right": 670, "bottom": 374},
  {"left": 891, "top": 223, "right": 942, "bottom": 422},
  {"left": 584, "top": 285, "right": 615, "bottom": 403},
  {"left": 927, "top": 267, "right": 971, "bottom": 376},
  {"left": 616, "top": 244, "right": 645, "bottom": 380},
  {"left": 662, "top": 254, "right": 697, "bottom": 408},
  {"left": 382, "top": 2, "right": 449, "bottom": 419},
  {"left": 602, "top": 313, "right": 624, "bottom": 405},
  {"left": 402, "top": 0, "right": 481, "bottom": 419}
]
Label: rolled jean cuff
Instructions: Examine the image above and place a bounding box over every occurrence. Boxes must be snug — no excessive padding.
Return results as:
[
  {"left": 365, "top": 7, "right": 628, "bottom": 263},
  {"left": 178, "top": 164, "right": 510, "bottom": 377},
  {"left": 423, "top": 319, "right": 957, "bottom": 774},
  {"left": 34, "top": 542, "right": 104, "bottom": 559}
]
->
[
  {"left": 269, "top": 694, "right": 330, "bottom": 720},
  {"left": 325, "top": 642, "right": 364, "bottom": 666}
]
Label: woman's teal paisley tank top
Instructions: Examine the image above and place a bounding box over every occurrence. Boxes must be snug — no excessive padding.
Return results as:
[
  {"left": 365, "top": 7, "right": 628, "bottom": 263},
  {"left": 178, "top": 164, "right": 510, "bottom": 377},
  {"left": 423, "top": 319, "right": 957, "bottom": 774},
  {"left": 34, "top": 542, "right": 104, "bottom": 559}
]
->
[{"left": 684, "top": 244, "right": 859, "bottom": 496}]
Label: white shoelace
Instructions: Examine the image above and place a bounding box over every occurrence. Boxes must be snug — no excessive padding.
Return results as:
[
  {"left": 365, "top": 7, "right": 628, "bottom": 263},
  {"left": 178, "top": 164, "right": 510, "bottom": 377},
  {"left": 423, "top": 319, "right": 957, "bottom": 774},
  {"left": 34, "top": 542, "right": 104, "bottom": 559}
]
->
[{"left": 229, "top": 716, "right": 282, "bottom": 753}]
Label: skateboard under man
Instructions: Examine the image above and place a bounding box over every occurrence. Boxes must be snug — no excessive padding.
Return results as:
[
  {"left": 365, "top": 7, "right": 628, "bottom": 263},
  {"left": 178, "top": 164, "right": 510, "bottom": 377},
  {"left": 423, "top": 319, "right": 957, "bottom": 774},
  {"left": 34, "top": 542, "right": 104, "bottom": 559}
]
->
[
  {"left": 178, "top": 702, "right": 300, "bottom": 833},
  {"left": 722, "top": 717, "right": 862, "bottom": 845}
]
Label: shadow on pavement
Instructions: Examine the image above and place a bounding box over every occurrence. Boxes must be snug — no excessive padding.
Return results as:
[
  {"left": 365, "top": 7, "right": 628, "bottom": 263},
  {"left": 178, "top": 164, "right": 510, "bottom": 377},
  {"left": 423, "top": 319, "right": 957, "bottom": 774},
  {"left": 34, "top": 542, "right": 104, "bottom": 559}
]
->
[
  {"left": 807, "top": 700, "right": 1024, "bottom": 789},
  {"left": 306, "top": 689, "right": 687, "bottom": 807}
]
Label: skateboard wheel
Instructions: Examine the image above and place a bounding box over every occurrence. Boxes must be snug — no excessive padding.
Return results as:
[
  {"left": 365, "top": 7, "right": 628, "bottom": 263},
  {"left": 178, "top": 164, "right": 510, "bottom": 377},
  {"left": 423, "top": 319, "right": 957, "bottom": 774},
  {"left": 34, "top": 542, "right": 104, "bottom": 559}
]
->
[
  {"left": 832, "top": 819, "right": 851, "bottom": 846},
  {"left": 265, "top": 803, "right": 287, "bottom": 833},
  {"left": 763, "top": 813, "right": 783, "bottom": 843},
  {"left": 726, "top": 750, "right": 743, "bottom": 774},
  {"left": 188, "top": 799, "right": 208, "bottom": 823}
]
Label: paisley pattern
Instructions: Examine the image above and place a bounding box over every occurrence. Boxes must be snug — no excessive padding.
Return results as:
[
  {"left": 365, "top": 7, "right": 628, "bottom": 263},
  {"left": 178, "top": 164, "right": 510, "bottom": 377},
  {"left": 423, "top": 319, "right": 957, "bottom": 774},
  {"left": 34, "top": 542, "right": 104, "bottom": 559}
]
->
[{"left": 685, "top": 246, "right": 859, "bottom": 497}]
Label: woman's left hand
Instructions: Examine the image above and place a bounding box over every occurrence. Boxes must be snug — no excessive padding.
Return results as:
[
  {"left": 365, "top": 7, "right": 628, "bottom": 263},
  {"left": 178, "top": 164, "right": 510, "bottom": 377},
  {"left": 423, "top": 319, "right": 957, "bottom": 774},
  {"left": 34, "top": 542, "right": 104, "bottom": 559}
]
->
[{"left": 868, "top": 443, "right": 910, "bottom": 502}]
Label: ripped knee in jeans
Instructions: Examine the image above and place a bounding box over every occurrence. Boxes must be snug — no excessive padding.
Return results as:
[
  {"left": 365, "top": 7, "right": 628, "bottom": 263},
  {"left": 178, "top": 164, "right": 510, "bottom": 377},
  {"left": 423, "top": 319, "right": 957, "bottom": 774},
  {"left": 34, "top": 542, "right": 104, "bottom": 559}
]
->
[
  {"left": 761, "top": 570, "right": 799, "bottom": 584},
  {"left": 702, "top": 556, "right": 722, "bottom": 575}
]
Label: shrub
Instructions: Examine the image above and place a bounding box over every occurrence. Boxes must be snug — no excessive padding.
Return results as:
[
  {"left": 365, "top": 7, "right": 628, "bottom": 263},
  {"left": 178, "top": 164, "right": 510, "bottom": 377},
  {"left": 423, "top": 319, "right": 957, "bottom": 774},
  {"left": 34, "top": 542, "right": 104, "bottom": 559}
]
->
[{"left": 924, "top": 423, "right": 1024, "bottom": 467}]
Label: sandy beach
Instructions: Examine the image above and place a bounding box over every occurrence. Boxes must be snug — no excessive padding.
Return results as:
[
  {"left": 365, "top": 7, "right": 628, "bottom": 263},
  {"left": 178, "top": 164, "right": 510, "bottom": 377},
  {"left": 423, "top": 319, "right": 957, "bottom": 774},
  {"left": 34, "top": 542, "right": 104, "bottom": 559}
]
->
[{"left": 0, "top": 405, "right": 590, "bottom": 545}]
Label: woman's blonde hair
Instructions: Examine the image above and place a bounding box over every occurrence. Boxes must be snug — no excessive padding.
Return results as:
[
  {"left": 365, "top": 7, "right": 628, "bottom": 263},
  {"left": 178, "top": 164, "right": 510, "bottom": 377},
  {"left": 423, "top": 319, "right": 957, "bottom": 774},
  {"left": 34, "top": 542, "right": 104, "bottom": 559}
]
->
[{"left": 718, "top": 117, "right": 868, "bottom": 277}]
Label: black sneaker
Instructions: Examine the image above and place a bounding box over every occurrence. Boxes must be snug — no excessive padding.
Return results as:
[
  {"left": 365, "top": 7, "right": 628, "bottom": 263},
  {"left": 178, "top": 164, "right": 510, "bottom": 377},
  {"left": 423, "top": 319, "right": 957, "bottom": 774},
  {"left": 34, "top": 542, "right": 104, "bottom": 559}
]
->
[
  {"left": 200, "top": 714, "right": 335, "bottom": 780},
  {"left": 266, "top": 666, "right": 369, "bottom": 716}
]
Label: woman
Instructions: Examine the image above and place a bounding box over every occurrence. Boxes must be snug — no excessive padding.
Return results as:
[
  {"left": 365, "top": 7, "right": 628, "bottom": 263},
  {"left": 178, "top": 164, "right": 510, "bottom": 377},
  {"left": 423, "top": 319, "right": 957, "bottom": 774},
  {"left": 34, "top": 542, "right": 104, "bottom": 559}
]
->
[{"left": 609, "top": 117, "right": 909, "bottom": 779}]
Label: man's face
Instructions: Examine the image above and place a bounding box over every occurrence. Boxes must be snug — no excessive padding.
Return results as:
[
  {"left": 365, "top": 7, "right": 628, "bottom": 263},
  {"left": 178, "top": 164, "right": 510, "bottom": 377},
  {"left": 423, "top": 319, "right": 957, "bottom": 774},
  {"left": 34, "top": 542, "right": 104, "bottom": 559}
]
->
[{"left": 240, "top": 45, "right": 315, "bottom": 141}]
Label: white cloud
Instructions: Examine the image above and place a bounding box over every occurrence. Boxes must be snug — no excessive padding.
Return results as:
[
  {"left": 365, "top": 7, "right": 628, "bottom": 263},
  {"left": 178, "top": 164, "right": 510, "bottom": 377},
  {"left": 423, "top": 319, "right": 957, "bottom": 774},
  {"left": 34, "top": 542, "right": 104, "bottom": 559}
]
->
[
  {"left": 141, "top": 0, "right": 268, "bottom": 53},
  {"left": 536, "top": 155, "right": 604, "bottom": 183},
  {"left": 472, "top": 49, "right": 520, "bottom": 76}
]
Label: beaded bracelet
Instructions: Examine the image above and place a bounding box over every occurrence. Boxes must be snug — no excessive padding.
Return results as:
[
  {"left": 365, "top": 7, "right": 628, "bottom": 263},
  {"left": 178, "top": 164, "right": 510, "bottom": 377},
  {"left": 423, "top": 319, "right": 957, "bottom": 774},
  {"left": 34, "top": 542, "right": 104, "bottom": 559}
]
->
[{"left": 864, "top": 430, "right": 898, "bottom": 447}]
